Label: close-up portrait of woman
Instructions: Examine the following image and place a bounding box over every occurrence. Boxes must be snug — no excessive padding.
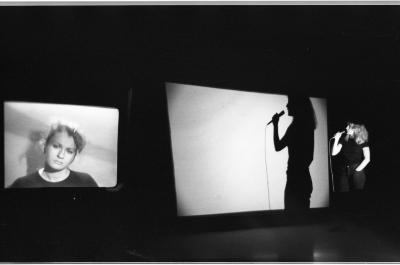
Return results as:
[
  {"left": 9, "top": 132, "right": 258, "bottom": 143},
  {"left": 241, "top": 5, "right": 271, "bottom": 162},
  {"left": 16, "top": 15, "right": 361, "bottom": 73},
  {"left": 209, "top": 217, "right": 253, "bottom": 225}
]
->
[
  {"left": 9, "top": 122, "right": 98, "bottom": 188},
  {"left": 4, "top": 102, "right": 119, "bottom": 188}
]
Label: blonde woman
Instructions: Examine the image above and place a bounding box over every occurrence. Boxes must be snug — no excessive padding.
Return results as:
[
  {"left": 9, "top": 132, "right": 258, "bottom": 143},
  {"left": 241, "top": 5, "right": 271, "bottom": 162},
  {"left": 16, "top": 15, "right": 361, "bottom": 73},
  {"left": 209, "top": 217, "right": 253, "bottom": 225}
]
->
[
  {"left": 9, "top": 121, "right": 98, "bottom": 188},
  {"left": 332, "top": 122, "right": 370, "bottom": 192}
]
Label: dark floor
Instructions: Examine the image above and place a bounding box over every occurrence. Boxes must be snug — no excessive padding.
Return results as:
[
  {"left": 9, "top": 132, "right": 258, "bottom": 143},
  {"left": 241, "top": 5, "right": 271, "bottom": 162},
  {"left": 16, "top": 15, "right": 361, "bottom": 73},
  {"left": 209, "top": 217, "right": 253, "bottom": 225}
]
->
[
  {"left": 131, "top": 208, "right": 400, "bottom": 262},
  {"left": 3, "top": 201, "right": 400, "bottom": 262}
]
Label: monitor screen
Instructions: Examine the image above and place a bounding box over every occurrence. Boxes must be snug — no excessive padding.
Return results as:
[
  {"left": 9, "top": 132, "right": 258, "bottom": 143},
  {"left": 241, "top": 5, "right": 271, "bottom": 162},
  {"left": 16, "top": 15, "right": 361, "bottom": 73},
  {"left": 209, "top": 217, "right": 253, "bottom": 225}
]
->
[
  {"left": 4, "top": 101, "right": 119, "bottom": 188},
  {"left": 166, "top": 82, "right": 329, "bottom": 216}
]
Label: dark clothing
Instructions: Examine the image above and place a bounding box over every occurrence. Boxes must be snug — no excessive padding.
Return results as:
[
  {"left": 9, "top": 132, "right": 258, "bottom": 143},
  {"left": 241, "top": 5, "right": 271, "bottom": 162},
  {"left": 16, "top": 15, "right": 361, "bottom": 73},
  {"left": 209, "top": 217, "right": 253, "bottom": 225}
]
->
[
  {"left": 336, "top": 136, "right": 368, "bottom": 192},
  {"left": 337, "top": 163, "right": 366, "bottom": 192},
  {"left": 285, "top": 168, "right": 313, "bottom": 210},
  {"left": 285, "top": 122, "right": 314, "bottom": 172},
  {"left": 283, "top": 122, "right": 314, "bottom": 211},
  {"left": 9, "top": 170, "right": 98, "bottom": 188},
  {"left": 339, "top": 136, "right": 368, "bottom": 165}
]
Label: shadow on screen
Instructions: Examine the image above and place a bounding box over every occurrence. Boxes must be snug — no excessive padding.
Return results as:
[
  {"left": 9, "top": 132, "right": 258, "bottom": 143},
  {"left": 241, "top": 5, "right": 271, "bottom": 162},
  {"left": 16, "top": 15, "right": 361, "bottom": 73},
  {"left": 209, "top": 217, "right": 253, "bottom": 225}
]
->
[
  {"left": 23, "top": 130, "right": 45, "bottom": 175},
  {"left": 274, "top": 95, "right": 316, "bottom": 212}
]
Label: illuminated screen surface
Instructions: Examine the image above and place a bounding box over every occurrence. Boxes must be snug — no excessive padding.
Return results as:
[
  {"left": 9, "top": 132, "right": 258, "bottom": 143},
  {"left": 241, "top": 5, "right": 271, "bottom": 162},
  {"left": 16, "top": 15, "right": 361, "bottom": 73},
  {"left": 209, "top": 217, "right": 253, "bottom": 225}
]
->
[
  {"left": 4, "top": 102, "right": 119, "bottom": 188},
  {"left": 166, "top": 83, "right": 329, "bottom": 216}
]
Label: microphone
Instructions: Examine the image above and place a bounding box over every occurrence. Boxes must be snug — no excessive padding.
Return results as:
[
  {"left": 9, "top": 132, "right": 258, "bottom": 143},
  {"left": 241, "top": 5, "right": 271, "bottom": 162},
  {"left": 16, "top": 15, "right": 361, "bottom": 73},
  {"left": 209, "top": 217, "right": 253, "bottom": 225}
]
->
[
  {"left": 330, "top": 131, "right": 345, "bottom": 139},
  {"left": 267, "top": 110, "right": 285, "bottom": 125}
]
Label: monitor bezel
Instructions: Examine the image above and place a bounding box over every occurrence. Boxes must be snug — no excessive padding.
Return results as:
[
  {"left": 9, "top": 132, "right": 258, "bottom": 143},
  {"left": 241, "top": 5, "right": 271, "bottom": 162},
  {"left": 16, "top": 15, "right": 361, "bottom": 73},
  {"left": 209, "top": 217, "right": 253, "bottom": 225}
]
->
[{"left": 1, "top": 85, "right": 132, "bottom": 198}]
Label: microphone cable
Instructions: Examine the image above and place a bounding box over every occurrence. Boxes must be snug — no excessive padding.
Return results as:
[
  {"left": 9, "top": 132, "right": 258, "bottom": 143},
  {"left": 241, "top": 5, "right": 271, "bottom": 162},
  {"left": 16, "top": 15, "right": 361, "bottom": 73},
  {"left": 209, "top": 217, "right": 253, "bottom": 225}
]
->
[
  {"left": 328, "top": 137, "right": 336, "bottom": 192},
  {"left": 264, "top": 123, "right": 272, "bottom": 210}
]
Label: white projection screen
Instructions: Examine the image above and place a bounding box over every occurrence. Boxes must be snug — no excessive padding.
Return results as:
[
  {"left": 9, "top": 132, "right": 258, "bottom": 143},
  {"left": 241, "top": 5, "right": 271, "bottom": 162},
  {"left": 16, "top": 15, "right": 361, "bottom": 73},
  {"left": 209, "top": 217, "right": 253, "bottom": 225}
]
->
[
  {"left": 166, "top": 82, "right": 329, "bottom": 216},
  {"left": 4, "top": 102, "right": 119, "bottom": 188}
]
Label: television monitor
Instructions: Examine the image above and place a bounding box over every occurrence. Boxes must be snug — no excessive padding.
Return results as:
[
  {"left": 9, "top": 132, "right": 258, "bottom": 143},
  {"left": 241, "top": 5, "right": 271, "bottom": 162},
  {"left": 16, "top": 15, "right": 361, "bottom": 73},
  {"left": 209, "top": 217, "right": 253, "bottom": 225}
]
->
[
  {"left": 4, "top": 101, "right": 119, "bottom": 189},
  {"left": 166, "top": 82, "right": 329, "bottom": 216}
]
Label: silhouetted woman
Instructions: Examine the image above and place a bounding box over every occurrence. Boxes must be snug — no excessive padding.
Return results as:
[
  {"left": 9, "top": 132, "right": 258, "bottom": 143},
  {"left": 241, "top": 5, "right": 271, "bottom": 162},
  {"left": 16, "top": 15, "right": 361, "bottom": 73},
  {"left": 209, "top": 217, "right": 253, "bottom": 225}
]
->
[{"left": 272, "top": 95, "right": 316, "bottom": 211}]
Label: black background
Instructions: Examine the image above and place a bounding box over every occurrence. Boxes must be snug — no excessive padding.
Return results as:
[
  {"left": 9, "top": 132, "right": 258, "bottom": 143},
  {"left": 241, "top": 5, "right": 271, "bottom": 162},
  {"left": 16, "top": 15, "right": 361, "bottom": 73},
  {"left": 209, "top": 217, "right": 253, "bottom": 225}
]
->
[{"left": 0, "top": 5, "right": 399, "bottom": 261}]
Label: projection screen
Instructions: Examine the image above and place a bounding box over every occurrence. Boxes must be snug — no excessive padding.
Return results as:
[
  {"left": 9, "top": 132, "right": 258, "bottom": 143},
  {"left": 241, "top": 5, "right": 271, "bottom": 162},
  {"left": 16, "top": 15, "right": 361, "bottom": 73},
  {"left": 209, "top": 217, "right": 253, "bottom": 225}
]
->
[{"left": 166, "top": 82, "right": 329, "bottom": 216}]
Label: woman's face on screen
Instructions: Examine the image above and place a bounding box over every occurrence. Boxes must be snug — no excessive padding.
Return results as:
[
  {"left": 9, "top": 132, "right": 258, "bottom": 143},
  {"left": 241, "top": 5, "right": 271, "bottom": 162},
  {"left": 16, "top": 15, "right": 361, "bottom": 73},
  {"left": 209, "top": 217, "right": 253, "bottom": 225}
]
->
[{"left": 44, "top": 131, "right": 77, "bottom": 171}]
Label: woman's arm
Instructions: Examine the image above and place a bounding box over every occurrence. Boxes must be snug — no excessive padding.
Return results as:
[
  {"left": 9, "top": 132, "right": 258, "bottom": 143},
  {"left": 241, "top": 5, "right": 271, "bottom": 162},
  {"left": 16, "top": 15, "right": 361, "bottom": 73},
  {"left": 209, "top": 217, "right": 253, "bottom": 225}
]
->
[
  {"left": 331, "top": 132, "right": 343, "bottom": 156},
  {"left": 272, "top": 113, "right": 288, "bottom": 152},
  {"left": 356, "top": 146, "right": 370, "bottom": 171}
]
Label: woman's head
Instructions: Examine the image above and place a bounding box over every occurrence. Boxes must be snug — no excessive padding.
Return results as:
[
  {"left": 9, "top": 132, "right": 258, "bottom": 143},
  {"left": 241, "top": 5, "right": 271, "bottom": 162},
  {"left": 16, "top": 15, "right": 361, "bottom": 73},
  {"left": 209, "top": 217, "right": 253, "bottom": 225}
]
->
[
  {"left": 43, "top": 122, "right": 86, "bottom": 172},
  {"left": 286, "top": 95, "right": 316, "bottom": 129},
  {"left": 345, "top": 122, "right": 368, "bottom": 144}
]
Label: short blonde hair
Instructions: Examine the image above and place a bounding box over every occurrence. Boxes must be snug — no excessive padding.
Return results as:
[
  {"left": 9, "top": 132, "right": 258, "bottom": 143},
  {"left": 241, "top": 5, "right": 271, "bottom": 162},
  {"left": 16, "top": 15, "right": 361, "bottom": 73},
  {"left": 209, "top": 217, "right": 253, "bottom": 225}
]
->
[
  {"left": 45, "top": 121, "right": 86, "bottom": 153},
  {"left": 347, "top": 122, "right": 369, "bottom": 145}
]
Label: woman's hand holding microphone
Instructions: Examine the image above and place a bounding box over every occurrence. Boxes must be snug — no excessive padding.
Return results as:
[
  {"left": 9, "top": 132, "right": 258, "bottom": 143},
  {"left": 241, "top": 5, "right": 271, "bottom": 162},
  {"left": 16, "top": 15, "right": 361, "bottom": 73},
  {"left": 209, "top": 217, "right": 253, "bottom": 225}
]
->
[{"left": 333, "top": 131, "right": 344, "bottom": 140}]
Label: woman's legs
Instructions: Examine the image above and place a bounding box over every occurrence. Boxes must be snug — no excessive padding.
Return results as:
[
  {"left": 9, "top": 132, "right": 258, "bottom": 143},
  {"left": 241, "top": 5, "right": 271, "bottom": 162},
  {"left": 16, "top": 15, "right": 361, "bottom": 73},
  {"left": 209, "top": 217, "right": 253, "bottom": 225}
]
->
[
  {"left": 352, "top": 169, "right": 366, "bottom": 190},
  {"left": 284, "top": 169, "right": 313, "bottom": 211}
]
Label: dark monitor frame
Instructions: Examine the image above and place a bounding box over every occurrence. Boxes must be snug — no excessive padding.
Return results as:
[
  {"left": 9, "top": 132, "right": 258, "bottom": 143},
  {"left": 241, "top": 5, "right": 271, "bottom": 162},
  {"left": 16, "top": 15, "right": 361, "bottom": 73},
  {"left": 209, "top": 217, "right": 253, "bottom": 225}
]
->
[{"left": 0, "top": 85, "right": 132, "bottom": 201}]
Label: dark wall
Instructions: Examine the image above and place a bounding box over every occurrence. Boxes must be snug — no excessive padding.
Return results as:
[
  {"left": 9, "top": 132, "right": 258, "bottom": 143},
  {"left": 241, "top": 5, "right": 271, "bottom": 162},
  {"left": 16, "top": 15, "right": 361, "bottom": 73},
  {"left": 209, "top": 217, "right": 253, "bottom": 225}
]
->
[{"left": 1, "top": 6, "right": 400, "bottom": 261}]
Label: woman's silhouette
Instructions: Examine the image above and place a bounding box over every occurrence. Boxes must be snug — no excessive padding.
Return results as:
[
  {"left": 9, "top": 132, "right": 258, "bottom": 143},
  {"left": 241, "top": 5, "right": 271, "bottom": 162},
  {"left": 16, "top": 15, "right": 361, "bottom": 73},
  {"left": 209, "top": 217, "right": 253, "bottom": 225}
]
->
[
  {"left": 21, "top": 130, "right": 46, "bottom": 175},
  {"left": 272, "top": 95, "right": 316, "bottom": 211}
]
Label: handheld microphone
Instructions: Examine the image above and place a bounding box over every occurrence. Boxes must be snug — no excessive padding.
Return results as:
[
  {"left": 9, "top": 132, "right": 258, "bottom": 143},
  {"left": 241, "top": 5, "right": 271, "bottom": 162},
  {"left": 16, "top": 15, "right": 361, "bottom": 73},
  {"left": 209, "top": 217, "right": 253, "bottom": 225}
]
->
[
  {"left": 330, "top": 130, "right": 345, "bottom": 139},
  {"left": 267, "top": 110, "right": 285, "bottom": 125}
]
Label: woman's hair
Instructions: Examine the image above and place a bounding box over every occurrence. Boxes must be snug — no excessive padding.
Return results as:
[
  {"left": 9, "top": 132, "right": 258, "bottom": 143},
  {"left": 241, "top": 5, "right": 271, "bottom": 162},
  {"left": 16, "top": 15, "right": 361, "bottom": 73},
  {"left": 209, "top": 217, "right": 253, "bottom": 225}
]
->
[
  {"left": 44, "top": 121, "right": 86, "bottom": 153},
  {"left": 345, "top": 122, "right": 369, "bottom": 145},
  {"left": 287, "top": 95, "right": 317, "bottom": 130}
]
